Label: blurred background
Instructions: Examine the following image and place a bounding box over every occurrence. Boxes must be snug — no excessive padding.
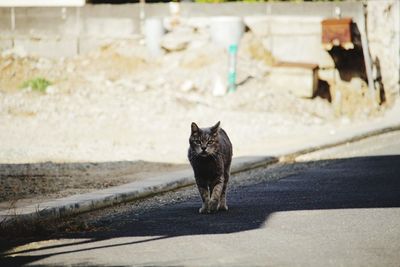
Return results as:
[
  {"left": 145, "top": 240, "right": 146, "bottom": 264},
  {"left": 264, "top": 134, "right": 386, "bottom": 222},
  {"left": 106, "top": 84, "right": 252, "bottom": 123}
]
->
[{"left": 0, "top": 0, "right": 399, "bottom": 206}]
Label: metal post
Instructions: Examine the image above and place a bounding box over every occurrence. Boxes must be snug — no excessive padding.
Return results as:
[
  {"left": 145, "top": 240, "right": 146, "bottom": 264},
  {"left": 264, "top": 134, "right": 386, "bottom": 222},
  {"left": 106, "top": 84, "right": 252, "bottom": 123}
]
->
[
  {"left": 76, "top": 6, "right": 80, "bottom": 55},
  {"left": 140, "top": 0, "right": 146, "bottom": 36},
  {"left": 228, "top": 44, "right": 238, "bottom": 93},
  {"left": 10, "top": 7, "right": 15, "bottom": 31}
]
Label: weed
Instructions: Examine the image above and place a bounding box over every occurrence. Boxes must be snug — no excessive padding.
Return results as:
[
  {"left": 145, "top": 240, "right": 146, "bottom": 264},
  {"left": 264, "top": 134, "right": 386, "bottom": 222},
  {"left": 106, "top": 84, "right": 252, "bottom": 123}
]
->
[{"left": 20, "top": 77, "right": 52, "bottom": 93}]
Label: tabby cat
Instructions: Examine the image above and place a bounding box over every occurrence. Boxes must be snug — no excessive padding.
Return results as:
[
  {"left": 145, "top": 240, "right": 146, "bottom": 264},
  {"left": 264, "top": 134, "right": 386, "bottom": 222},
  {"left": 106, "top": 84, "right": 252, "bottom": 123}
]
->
[{"left": 188, "top": 121, "right": 233, "bottom": 214}]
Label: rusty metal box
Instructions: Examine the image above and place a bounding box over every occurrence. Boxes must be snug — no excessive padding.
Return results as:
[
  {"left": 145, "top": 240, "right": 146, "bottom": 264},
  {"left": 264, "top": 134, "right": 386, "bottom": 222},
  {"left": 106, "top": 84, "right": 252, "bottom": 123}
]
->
[{"left": 321, "top": 18, "right": 354, "bottom": 50}]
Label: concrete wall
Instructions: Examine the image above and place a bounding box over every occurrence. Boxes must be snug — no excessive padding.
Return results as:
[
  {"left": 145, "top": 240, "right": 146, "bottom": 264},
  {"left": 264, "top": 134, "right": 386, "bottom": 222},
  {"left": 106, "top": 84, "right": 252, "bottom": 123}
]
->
[
  {"left": 367, "top": 0, "right": 400, "bottom": 98},
  {"left": 0, "top": 5, "right": 142, "bottom": 55},
  {"left": 245, "top": 15, "right": 334, "bottom": 68},
  {"left": 0, "top": 2, "right": 366, "bottom": 58},
  {"left": 0, "top": 8, "right": 13, "bottom": 50}
]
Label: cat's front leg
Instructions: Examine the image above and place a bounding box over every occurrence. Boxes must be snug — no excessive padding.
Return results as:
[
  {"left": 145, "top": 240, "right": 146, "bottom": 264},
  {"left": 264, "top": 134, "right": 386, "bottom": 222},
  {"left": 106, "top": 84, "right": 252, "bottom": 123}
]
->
[
  {"left": 219, "top": 193, "right": 228, "bottom": 211},
  {"left": 219, "top": 172, "right": 230, "bottom": 211},
  {"left": 209, "top": 179, "right": 224, "bottom": 213},
  {"left": 196, "top": 180, "right": 210, "bottom": 214}
]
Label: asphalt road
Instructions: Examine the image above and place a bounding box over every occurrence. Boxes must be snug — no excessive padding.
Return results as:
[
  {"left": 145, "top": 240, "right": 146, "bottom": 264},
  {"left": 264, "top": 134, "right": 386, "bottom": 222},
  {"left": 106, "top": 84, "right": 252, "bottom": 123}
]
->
[{"left": 2, "top": 131, "right": 400, "bottom": 266}]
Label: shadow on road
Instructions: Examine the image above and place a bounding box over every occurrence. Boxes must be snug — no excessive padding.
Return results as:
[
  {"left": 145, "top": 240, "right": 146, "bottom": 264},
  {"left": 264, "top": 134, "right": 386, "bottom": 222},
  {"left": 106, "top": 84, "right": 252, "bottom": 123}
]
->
[{"left": 1, "top": 155, "right": 400, "bottom": 266}]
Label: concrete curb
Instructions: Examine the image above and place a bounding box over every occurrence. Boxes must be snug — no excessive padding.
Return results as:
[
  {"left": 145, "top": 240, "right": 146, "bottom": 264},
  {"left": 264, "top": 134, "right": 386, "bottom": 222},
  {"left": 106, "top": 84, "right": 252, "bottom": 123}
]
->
[
  {"left": 0, "top": 156, "right": 277, "bottom": 226},
  {"left": 1, "top": 123, "right": 400, "bottom": 227},
  {"left": 279, "top": 124, "right": 400, "bottom": 161}
]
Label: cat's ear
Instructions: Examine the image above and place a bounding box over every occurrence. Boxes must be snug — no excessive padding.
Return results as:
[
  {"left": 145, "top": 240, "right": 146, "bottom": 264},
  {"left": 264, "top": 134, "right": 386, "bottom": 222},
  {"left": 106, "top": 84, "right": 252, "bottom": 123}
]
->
[
  {"left": 211, "top": 121, "right": 220, "bottom": 134},
  {"left": 191, "top": 122, "right": 200, "bottom": 135}
]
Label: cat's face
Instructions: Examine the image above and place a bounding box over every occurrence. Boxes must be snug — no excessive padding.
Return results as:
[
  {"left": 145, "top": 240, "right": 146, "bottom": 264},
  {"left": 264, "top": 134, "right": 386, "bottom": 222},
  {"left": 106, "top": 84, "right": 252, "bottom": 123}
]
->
[{"left": 189, "top": 121, "right": 220, "bottom": 157}]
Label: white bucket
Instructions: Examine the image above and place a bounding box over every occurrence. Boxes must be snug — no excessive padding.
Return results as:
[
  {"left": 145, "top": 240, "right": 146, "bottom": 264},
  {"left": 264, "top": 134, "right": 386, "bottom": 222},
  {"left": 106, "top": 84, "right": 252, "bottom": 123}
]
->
[
  {"left": 210, "top": 16, "right": 244, "bottom": 49},
  {"left": 144, "top": 17, "right": 165, "bottom": 57}
]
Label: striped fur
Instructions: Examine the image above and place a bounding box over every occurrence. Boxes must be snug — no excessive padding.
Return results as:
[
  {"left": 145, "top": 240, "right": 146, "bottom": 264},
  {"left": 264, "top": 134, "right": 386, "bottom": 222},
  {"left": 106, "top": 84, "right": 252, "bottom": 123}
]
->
[{"left": 188, "top": 121, "right": 233, "bottom": 214}]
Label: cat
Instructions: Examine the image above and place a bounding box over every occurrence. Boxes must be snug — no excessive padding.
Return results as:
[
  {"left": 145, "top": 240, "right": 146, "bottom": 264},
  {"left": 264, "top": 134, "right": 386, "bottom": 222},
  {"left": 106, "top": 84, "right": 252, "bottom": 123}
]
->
[{"left": 188, "top": 121, "right": 233, "bottom": 214}]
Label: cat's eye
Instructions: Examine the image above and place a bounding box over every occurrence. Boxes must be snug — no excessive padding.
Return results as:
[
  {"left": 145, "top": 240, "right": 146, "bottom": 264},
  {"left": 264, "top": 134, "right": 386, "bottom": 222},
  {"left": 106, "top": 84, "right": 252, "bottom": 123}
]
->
[
  {"left": 207, "top": 140, "right": 214, "bottom": 145},
  {"left": 193, "top": 140, "right": 200, "bottom": 145}
]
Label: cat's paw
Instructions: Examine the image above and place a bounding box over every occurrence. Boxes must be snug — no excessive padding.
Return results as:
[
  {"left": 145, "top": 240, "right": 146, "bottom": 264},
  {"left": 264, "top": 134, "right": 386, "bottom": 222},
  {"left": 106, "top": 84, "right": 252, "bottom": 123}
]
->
[
  {"left": 219, "top": 198, "right": 228, "bottom": 211},
  {"left": 218, "top": 204, "right": 228, "bottom": 211},
  {"left": 199, "top": 204, "right": 209, "bottom": 214},
  {"left": 208, "top": 199, "right": 220, "bottom": 213}
]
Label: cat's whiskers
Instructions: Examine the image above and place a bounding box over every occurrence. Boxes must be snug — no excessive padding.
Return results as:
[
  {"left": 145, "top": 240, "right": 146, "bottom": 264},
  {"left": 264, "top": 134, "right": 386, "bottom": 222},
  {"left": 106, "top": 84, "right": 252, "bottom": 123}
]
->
[
  {"left": 210, "top": 152, "right": 221, "bottom": 162},
  {"left": 189, "top": 153, "right": 200, "bottom": 161}
]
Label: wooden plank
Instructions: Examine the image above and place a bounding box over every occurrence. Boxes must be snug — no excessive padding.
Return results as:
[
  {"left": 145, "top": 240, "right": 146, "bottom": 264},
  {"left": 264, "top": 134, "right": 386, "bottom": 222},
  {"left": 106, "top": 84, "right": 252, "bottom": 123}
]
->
[{"left": 273, "top": 61, "right": 319, "bottom": 71}]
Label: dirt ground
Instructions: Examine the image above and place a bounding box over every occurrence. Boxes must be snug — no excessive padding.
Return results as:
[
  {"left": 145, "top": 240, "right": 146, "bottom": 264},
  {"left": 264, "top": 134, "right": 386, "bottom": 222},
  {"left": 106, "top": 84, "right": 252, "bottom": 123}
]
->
[
  {"left": 0, "top": 25, "right": 396, "bottom": 208},
  {"left": 0, "top": 161, "right": 187, "bottom": 210}
]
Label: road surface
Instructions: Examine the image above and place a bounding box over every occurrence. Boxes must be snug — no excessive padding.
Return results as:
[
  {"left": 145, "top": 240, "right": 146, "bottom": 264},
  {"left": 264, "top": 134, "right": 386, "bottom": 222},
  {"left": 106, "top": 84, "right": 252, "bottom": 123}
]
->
[{"left": 2, "top": 131, "right": 400, "bottom": 266}]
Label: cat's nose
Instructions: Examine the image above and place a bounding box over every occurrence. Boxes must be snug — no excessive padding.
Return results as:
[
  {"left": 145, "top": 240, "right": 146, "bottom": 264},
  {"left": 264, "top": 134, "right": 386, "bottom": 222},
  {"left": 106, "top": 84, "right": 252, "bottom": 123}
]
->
[{"left": 201, "top": 146, "right": 207, "bottom": 151}]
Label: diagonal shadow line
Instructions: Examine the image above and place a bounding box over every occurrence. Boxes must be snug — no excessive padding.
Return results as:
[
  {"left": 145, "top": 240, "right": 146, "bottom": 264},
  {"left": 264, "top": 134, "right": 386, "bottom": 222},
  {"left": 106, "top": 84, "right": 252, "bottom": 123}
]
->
[
  {"left": 1, "top": 238, "right": 98, "bottom": 257},
  {"left": 4, "top": 236, "right": 168, "bottom": 259},
  {"left": 1, "top": 255, "right": 132, "bottom": 267}
]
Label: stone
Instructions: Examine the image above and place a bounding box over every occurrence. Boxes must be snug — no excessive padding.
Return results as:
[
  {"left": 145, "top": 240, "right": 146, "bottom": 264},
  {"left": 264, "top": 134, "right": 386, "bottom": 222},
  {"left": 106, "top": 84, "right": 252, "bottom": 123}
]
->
[
  {"left": 1, "top": 45, "right": 27, "bottom": 58},
  {"left": 212, "top": 75, "right": 227, "bottom": 96},
  {"left": 161, "top": 32, "right": 190, "bottom": 52},
  {"left": 134, "top": 83, "right": 147, "bottom": 92},
  {"left": 35, "top": 58, "right": 53, "bottom": 70},
  {"left": 66, "top": 62, "right": 75, "bottom": 73},
  {"left": 268, "top": 62, "right": 319, "bottom": 98},
  {"left": 180, "top": 80, "right": 195, "bottom": 92},
  {"left": 243, "top": 16, "right": 270, "bottom": 37},
  {"left": 45, "top": 85, "right": 58, "bottom": 95}
]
